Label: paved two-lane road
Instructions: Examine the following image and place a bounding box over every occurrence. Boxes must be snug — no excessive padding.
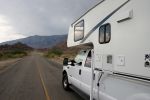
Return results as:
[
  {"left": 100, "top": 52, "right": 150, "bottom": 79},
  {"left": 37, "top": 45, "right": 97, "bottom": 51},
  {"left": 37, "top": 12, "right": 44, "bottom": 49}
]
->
[{"left": 0, "top": 54, "right": 84, "bottom": 100}]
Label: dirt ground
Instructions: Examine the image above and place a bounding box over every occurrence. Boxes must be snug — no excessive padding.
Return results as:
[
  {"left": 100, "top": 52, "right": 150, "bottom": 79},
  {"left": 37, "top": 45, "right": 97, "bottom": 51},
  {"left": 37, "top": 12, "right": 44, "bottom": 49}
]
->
[
  {"left": 49, "top": 57, "right": 63, "bottom": 65},
  {"left": 0, "top": 58, "right": 21, "bottom": 71}
]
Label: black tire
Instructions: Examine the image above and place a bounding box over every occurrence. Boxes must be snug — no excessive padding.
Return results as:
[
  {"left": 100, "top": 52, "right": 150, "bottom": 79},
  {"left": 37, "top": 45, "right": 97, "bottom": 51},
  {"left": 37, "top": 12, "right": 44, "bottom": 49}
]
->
[{"left": 62, "top": 74, "right": 70, "bottom": 90}]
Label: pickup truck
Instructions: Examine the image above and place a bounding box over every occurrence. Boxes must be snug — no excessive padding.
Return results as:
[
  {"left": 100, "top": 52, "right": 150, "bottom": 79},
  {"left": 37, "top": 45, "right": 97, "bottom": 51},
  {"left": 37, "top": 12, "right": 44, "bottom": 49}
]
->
[{"left": 62, "top": 49, "right": 92, "bottom": 96}]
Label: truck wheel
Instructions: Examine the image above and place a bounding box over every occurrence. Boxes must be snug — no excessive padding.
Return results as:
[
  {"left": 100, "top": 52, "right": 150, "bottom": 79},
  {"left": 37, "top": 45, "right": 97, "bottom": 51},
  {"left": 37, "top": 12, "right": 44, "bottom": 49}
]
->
[{"left": 62, "top": 75, "right": 70, "bottom": 90}]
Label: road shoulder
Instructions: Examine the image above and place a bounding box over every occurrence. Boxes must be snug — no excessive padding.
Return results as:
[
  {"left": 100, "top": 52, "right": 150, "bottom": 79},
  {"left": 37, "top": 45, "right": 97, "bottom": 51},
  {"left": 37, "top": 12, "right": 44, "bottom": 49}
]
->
[{"left": 0, "top": 58, "right": 22, "bottom": 74}]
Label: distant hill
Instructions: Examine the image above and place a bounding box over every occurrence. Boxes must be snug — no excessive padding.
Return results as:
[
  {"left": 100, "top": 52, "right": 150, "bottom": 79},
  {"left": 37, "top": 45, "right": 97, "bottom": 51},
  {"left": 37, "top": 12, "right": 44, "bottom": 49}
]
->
[
  {"left": 0, "top": 42, "right": 33, "bottom": 51},
  {"left": 45, "top": 41, "right": 92, "bottom": 64},
  {"left": 52, "top": 41, "right": 80, "bottom": 54},
  {"left": 49, "top": 41, "right": 91, "bottom": 58},
  {"left": 53, "top": 41, "right": 91, "bottom": 51},
  {"left": 0, "top": 42, "right": 33, "bottom": 60},
  {"left": 0, "top": 35, "right": 67, "bottom": 49}
]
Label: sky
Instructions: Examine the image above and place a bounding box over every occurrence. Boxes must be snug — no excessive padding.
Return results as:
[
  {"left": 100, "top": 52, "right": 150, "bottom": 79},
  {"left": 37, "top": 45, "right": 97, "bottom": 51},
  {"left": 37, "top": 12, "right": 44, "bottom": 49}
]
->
[{"left": 0, "top": 0, "right": 101, "bottom": 43}]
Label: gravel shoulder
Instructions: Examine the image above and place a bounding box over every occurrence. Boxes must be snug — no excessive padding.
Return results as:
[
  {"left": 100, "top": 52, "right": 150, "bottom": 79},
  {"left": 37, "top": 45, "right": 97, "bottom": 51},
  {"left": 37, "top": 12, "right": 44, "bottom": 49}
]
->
[{"left": 0, "top": 58, "right": 22, "bottom": 73}]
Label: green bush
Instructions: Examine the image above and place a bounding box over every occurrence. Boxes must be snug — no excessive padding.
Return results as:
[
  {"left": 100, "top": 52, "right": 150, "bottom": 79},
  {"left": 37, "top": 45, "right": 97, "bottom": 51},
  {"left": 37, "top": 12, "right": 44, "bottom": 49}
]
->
[
  {"left": 0, "top": 53, "right": 3, "bottom": 58},
  {"left": 46, "top": 49, "right": 63, "bottom": 58},
  {"left": 46, "top": 53, "right": 56, "bottom": 58},
  {"left": 51, "top": 49, "right": 63, "bottom": 56},
  {"left": 0, "top": 50, "right": 27, "bottom": 60}
]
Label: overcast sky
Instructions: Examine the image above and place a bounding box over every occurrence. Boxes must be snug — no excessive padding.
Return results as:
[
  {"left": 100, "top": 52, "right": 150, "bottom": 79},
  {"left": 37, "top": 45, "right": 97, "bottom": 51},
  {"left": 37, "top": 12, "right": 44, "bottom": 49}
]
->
[{"left": 0, "top": 0, "right": 100, "bottom": 43}]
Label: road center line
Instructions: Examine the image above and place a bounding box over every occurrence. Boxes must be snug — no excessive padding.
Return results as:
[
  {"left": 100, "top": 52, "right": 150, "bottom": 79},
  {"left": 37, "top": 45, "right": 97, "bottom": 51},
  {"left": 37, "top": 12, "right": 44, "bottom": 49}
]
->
[{"left": 37, "top": 65, "right": 51, "bottom": 100}]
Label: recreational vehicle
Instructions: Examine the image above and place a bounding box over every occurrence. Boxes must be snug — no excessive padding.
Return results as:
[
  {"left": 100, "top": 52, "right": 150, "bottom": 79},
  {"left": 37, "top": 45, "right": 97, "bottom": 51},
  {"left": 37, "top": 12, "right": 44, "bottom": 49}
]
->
[{"left": 62, "top": 0, "right": 150, "bottom": 100}]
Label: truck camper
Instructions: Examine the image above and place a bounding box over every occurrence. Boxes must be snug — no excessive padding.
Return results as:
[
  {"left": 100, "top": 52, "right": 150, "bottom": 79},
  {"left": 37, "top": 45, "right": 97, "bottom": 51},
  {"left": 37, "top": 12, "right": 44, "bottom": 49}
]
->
[{"left": 62, "top": 0, "right": 150, "bottom": 100}]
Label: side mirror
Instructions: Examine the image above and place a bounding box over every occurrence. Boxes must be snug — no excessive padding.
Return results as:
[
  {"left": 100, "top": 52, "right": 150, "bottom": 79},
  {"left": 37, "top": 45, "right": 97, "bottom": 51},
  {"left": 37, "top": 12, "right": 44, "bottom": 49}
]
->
[
  {"left": 63, "top": 58, "right": 68, "bottom": 66},
  {"left": 70, "top": 60, "right": 75, "bottom": 66},
  {"left": 78, "top": 62, "right": 82, "bottom": 66}
]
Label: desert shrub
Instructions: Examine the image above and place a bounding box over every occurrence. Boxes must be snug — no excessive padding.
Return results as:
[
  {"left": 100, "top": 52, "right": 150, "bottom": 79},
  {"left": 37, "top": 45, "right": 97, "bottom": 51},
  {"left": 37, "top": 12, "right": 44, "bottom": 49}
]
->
[
  {"left": 0, "top": 50, "right": 27, "bottom": 60},
  {"left": 46, "top": 53, "right": 56, "bottom": 58},
  {"left": 51, "top": 49, "right": 63, "bottom": 56},
  {"left": 0, "top": 52, "right": 3, "bottom": 58},
  {"left": 11, "top": 50, "right": 27, "bottom": 55},
  {"left": 46, "top": 49, "right": 63, "bottom": 58}
]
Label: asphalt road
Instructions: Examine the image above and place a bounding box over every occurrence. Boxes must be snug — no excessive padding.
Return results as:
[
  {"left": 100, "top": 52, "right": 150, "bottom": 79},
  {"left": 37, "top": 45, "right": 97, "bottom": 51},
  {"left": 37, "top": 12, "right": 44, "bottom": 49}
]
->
[{"left": 0, "top": 54, "right": 84, "bottom": 100}]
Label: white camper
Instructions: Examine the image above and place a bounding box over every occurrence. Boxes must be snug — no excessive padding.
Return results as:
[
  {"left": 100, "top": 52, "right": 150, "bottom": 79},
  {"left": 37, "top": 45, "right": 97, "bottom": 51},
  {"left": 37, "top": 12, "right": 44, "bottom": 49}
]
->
[{"left": 62, "top": 0, "right": 150, "bottom": 100}]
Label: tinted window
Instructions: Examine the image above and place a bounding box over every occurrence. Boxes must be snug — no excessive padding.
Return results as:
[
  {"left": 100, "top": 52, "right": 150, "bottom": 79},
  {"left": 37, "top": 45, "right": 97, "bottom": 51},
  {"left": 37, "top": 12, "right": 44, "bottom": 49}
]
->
[
  {"left": 85, "top": 51, "right": 91, "bottom": 68},
  {"left": 75, "top": 50, "right": 86, "bottom": 63},
  {"left": 99, "top": 24, "right": 111, "bottom": 44},
  {"left": 99, "top": 26, "right": 105, "bottom": 43},
  {"left": 105, "top": 24, "right": 111, "bottom": 42}
]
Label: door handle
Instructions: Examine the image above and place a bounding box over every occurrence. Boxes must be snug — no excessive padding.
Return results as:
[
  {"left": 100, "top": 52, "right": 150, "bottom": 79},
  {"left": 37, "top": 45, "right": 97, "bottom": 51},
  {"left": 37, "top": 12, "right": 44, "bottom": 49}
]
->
[{"left": 79, "top": 69, "right": 81, "bottom": 75}]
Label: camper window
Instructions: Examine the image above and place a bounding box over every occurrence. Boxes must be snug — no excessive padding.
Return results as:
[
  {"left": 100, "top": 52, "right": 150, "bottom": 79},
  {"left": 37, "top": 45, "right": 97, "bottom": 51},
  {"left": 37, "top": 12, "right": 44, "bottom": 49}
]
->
[
  {"left": 99, "top": 24, "right": 111, "bottom": 44},
  {"left": 74, "top": 20, "right": 84, "bottom": 42},
  {"left": 99, "top": 25, "right": 105, "bottom": 43}
]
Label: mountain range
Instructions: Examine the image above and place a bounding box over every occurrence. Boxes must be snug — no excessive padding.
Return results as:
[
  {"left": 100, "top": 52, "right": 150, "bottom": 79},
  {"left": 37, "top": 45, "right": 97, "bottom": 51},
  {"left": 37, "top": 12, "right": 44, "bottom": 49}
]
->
[{"left": 0, "top": 35, "right": 67, "bottom": 49}]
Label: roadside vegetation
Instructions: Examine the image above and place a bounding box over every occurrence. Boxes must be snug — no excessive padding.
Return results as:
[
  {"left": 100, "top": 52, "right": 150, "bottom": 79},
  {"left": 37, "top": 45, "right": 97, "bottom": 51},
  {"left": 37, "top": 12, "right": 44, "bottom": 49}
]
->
[
  {"left": 0, "top": 42, "right": 33, "bottom": 60},
  {"left": 45, "top": 48, "right": 63, "bottom": 58}
]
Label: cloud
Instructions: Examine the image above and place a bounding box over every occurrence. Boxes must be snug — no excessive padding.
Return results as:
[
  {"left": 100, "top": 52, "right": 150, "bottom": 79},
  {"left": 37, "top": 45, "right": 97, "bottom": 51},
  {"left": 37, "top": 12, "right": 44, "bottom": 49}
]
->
[
  {"left": 0, "top": 15, "right": 26, "bottom": 43},
  {"left": 0, "top": 33, "right": 26, "bottom": 43},
  {"left": 0, "top": 0, "right": 101, "bottom": 41},
  {"left": 0, "top": 15, "right": 14, "bottom": 33}
]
